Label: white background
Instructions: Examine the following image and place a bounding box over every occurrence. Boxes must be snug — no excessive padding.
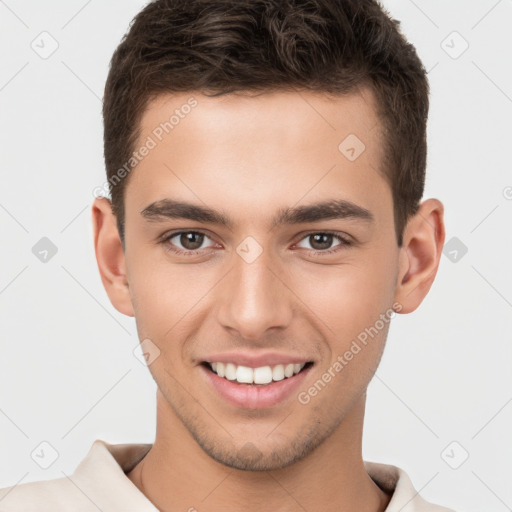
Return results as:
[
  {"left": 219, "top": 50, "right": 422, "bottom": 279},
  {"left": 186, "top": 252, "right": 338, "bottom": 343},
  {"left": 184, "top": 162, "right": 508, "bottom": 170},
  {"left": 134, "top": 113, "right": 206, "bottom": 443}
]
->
[{"left": 0, "top": 1, "right": 511, "bottom": 511}]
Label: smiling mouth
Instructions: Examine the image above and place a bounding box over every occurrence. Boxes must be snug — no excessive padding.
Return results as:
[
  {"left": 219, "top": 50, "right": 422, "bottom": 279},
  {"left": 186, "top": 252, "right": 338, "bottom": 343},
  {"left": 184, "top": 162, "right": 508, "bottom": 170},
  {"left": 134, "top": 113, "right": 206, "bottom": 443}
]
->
[{"left": 202, "top": 361, "right": 314, "bottom": 386}]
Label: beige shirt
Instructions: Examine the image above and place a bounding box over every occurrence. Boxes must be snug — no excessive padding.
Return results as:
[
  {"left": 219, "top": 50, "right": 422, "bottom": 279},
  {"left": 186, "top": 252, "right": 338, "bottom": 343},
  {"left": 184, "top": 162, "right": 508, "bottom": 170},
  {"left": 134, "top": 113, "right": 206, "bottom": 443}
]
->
[{"left": 0, "top": 439, "right": 455, "bottom": 511}]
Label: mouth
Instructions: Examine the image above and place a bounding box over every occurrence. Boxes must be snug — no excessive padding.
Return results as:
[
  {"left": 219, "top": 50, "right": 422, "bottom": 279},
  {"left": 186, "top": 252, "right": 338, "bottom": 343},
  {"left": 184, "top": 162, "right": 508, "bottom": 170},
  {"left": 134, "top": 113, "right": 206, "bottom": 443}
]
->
[
  {"left": 200, "top": 359, "right": 314, "bottom": 409},
  {"left": 202, "top": 361, "right": 313, "bottom": 385}
]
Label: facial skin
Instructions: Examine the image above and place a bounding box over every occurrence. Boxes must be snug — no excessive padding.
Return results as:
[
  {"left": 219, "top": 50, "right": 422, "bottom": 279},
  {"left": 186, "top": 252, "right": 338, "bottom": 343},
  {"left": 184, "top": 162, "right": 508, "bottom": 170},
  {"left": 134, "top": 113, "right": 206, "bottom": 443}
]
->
[{"left": 92, "top": 88, "right": 445, "bottom": 512}]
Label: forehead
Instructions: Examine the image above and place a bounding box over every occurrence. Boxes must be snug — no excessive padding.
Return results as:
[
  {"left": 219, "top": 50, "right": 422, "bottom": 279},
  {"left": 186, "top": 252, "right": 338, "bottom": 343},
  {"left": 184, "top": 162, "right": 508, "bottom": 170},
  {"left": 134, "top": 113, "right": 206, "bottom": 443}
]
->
[
  {"left": 125, "top": 87, "right": 390, "bottom": 229},
  {"left": 140, "top": 87, "right": 382, "bottom": 152}
]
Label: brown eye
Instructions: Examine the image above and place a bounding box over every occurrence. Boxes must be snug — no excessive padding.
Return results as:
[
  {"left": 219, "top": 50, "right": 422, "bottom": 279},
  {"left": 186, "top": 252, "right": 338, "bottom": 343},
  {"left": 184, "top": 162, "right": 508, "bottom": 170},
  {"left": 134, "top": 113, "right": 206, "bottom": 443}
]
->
[
  {"left": 176, "top": 232, "right": 205, "bottom": 250},
  {"left": 163, "top": 231, "right": 212, "bottom": 252},
  {"left": 295, "top": 232, "right": 351, "bottom": 253},
  {"left": 309, "top": 233, "right": 334, "bottom": 250}
]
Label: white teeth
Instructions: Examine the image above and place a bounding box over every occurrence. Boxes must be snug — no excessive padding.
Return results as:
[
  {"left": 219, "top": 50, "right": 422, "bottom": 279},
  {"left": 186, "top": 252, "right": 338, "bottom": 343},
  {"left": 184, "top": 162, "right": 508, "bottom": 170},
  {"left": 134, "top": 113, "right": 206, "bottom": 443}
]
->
[
  {"left": 225, "top": 363, "right": 237, "bottom": 380},
  {"left": 208, "top": 361, "right": 307, "bottom": 385},
  {"left": 272, "top": 364, "right": 285, "bottom": 381},
  {"left": 253, "top": 366, "right": 273, "bottom": 384},
  {"left": 236, "top": 365, "right": 254, "bottom": 383}
]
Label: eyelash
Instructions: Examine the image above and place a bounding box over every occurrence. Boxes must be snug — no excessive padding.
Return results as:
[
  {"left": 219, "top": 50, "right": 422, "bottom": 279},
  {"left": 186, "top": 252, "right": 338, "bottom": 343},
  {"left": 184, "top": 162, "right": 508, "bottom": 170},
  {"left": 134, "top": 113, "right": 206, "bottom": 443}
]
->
[{"left": 159, "top": 230, "right": 353, "bottom": 257}]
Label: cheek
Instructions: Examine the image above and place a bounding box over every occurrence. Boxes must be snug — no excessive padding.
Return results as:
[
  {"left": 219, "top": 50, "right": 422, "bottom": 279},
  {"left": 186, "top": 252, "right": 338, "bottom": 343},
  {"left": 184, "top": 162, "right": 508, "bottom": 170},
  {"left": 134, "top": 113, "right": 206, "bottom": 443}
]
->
[
  {"left": 290, "top": 248, "right": 398, "bottom": 353},
  {"left": 296, "top": 262, "right": 394, "bottom": 326},
  {"left": 294, "top": 262, "right": 395, "bottom": 410},
  {"left": 127, "top": 248, "right": 222, "bottom": 355},
  {"left": 126, "top": 249, "right": 196, "bottom": 336}
]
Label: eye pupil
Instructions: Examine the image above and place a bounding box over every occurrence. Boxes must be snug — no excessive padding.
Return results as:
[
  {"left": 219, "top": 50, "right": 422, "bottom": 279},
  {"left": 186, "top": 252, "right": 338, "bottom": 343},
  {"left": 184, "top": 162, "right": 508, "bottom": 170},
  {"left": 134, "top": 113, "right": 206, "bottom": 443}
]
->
[
  {"left": 310, "top": 233, "right": 333, "bottom": 250},
  {"left": 180, "top": 232, "right": 204, "bottom": 250}
]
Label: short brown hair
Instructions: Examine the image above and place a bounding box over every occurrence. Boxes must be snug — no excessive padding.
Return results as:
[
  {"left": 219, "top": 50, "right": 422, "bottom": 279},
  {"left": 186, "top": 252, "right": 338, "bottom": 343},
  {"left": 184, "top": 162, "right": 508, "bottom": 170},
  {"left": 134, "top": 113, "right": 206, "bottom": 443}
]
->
[{"left": 103, "top": 0, "right": 429, "bottom": 247}]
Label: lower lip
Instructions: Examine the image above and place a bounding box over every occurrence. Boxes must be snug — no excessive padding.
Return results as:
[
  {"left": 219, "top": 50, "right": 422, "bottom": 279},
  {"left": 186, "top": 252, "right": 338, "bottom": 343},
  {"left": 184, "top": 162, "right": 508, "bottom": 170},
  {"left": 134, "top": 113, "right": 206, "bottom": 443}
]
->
[{"left": 201, "top": 364, "right": 312, "bottom": 409}]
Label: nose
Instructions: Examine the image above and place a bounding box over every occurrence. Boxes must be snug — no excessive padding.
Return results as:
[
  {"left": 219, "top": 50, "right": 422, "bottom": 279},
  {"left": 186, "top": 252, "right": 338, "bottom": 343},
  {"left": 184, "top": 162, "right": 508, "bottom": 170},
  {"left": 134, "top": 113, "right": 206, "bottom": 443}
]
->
[{"left": 215, "top": 246, "right": 293, "bottom": 342}]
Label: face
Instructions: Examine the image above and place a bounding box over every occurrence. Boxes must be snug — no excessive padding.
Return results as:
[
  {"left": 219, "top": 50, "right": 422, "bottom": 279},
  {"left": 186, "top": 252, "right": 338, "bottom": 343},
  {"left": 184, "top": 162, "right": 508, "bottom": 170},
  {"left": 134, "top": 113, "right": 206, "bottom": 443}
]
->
[{"left": 120, "top": 88, "right": 402, "bottom": 470}]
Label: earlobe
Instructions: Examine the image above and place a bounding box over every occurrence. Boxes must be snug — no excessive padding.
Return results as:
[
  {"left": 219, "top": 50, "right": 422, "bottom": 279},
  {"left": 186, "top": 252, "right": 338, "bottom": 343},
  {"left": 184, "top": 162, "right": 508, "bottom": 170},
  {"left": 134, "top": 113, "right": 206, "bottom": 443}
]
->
[
  {"left": 91, "top": 197, "right": 134, "bottom": 317},
  {"left": 394, "top": 198, "right": 445, "bottom": 314}
]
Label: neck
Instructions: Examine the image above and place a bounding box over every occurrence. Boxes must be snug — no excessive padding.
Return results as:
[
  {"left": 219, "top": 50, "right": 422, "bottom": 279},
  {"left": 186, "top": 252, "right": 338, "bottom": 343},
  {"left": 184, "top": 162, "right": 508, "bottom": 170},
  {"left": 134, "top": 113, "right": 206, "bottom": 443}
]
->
[{"left": 128, "top": 391, "right": 391, "bottom": 512}]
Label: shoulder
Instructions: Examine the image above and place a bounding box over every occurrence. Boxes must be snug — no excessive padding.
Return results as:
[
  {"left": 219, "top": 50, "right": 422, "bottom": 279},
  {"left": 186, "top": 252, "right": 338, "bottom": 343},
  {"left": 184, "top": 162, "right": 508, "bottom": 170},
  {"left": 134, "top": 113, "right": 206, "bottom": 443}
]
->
[
  {"left": 0, "top": 475, "right": 95, "bottom": 512},
  {"left": 0, "top": 440, "right": 156, "bottom": 512},
  {"left": 364, "top": 460, "right": 457, "bottom": 512}
]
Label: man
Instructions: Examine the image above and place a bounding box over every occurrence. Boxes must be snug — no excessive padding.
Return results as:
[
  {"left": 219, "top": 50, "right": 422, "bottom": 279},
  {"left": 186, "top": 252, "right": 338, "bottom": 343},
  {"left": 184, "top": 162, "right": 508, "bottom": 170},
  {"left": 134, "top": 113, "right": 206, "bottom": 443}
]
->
[{"left": 0, "top": 0, "right": 455, "bottom": 510}]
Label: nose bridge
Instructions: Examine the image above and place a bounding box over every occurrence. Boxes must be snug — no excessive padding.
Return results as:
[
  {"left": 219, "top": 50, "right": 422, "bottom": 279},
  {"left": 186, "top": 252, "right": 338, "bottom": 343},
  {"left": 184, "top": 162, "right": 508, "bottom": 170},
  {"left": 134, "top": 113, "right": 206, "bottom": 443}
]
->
[{"left": 216, "top": 242, "right": 292, "bottom": 340}]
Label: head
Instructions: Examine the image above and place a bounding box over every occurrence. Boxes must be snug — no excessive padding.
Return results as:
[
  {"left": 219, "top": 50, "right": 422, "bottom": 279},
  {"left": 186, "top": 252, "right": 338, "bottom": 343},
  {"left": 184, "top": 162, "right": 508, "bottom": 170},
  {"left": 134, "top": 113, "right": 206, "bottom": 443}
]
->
[{"left": 93, "top": 0, "right": 444, "bottom": 471}]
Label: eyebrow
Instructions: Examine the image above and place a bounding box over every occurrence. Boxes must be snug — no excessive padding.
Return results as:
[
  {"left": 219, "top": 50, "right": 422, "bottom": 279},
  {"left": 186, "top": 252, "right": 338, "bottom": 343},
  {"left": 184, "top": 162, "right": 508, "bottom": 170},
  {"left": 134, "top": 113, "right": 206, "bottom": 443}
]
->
[{"left": 140, "top": 198, "right": 374, "bottom": 229}]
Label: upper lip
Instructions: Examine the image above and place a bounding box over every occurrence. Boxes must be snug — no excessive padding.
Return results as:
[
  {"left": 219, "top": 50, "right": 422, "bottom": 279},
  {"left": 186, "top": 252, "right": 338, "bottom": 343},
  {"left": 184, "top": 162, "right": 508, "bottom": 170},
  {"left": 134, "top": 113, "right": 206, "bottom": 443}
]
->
[{"left": 201, "top": 352, "right": 312, "bottom": 368}]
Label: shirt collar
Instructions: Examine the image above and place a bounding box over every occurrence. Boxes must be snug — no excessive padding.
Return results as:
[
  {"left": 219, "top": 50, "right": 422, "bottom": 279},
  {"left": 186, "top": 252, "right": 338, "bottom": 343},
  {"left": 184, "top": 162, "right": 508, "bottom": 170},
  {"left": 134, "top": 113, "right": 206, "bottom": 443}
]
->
[{"left": 74, "top": 439, "right": 451, "bottom": 512}]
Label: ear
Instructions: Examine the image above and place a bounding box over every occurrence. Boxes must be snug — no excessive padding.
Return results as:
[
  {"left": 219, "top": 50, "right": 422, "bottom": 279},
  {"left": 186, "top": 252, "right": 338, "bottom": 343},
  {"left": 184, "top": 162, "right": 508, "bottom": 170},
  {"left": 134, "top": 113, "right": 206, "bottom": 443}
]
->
[
  {"left": 91, "top": 197, "right": 134, "bottom": 317},
  {"left": 393, "top": 198, "right": 445, "bottom": 314}
]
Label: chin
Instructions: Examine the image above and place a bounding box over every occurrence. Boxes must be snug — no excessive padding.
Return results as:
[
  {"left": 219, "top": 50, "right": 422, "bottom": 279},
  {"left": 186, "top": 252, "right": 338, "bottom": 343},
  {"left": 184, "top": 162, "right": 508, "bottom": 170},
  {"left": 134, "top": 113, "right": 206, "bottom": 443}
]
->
[
  {"left": 189, "top": 423, "right": 329, "bottom": 472},
  {"left": 199, "top": 442, "right": 305, "bottom": 471}
]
